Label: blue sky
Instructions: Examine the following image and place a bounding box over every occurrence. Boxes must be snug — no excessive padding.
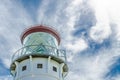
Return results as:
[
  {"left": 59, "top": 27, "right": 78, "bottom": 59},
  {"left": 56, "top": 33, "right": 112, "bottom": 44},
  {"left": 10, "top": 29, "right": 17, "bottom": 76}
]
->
[{"left": 0, "top": 0, "right": 120, "bottom": 80}]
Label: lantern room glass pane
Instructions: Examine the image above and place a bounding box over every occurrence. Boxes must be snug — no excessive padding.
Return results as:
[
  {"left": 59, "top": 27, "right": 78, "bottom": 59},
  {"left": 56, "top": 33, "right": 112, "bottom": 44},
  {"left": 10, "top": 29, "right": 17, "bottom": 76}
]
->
[{"left": 23, "top": 32, "right": 58, "bottom": 48}]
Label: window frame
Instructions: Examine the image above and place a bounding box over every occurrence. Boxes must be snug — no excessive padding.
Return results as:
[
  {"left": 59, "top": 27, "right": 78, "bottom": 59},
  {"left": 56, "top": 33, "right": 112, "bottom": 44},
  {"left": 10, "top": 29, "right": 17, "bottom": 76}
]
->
[
  {"left": 53, "top": 66, "right": 57, "bottom": 72},
  {"left": 37, "top": 63, "right": 43, "bottom": 68},
  {"left": 22, "top": 65, "right": 27, "bottom": 71}
]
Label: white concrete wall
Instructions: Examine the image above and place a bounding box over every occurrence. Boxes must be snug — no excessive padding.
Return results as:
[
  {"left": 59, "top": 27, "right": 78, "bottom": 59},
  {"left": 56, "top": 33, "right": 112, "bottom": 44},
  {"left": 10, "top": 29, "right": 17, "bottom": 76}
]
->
[{"left": 14, "top": 57, "right": 64, "bottom": 80}]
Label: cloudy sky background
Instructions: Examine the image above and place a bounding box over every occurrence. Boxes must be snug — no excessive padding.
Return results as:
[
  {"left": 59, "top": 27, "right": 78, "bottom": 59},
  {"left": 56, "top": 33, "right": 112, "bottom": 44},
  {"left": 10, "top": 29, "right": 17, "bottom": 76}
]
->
[{"left": 0, "top": 0, "right": 120, "bottom": 80}]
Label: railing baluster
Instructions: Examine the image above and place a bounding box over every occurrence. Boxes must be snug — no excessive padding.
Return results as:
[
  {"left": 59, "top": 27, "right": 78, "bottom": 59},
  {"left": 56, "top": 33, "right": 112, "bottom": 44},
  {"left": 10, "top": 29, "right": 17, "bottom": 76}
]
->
[{"left": 12, "top": 45, "right": 66, "bottom": 62}]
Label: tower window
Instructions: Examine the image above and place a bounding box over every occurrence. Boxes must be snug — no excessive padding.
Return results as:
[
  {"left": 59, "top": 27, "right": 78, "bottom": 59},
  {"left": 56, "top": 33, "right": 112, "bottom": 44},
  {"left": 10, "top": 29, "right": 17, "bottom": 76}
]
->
[
  {"left": 53, "top": 66, "right": 57, "bottom": 72},
  {"left": 22, "top": 66, "right": 27, "bottom": 71},
  {"left": 37, "top": 64, "right": 43, "bottom": 68}
]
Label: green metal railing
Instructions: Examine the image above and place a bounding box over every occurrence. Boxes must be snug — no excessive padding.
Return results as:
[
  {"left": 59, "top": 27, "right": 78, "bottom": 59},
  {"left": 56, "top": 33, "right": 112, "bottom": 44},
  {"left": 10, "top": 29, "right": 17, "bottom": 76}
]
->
[{"left": 12, "top": 44, "right": 66, "bottom": 62}]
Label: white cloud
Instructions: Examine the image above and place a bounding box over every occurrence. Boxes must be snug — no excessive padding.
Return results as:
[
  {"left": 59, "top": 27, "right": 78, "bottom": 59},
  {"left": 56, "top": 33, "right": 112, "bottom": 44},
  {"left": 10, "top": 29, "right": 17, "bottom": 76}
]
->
[
  {"left": 2, "top": 59, "right": 11, "bottom": 69},
  {"left": 66, "top": 71, "right": 81, "bottom": 80},
  {"left": 88, "top": 0, "right": 112, "bottom": 43},
  {"left": 0, "top": 75, "right": 13, "bottom": 80},
  {"left": 0, "top": 0, "right": 34, "bottom": 70},
  {"left": 63, "top": 0, "right": 82, "bottom": 39},
  {"left": 90, "top": 23, "right": 111, "bottom": 43},
  {"left": 65, "top": 38, "right": 88, "bottom": 53},
  {"left": 65, "top": 38, "right": 88, "bottom": 62},
  {"left": 66, "top": 46, "right": 120, "bottom": 80},
  {"left": 111, "top": 75, "right": 120, "bottom": 80},
  {"left": 89, "top": 0, "right": 120, "bottom": 42},
  {"left": 67, "top": 0, "right": 120, "bottom": 79}
]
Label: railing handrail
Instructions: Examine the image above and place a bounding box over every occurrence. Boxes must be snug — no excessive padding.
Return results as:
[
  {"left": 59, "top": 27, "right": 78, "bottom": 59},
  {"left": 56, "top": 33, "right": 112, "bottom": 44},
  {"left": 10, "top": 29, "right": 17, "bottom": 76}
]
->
[{"left": 12, "top": 45, "right": 66, "bottom": 62}]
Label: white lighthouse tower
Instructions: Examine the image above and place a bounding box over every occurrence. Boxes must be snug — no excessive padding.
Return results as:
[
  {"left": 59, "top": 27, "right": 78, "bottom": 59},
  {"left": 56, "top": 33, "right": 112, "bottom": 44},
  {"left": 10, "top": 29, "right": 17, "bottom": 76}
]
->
[{"left": 10, "top": 25, "right": 68, "bottom": 80}]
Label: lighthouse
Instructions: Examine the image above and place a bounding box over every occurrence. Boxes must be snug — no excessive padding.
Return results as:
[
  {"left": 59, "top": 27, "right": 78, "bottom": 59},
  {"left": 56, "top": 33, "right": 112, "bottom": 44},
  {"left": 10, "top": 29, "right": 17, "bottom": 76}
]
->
[{"left": 10, "top": 25, "right": 68, "bottom": 80}]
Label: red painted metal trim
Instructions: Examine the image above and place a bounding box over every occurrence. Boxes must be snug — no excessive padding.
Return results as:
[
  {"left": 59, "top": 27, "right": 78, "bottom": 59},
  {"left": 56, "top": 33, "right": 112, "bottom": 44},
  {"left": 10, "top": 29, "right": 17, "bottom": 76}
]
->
[{"left": 21, "top": 25, "right": 61, "bottom": 45}]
